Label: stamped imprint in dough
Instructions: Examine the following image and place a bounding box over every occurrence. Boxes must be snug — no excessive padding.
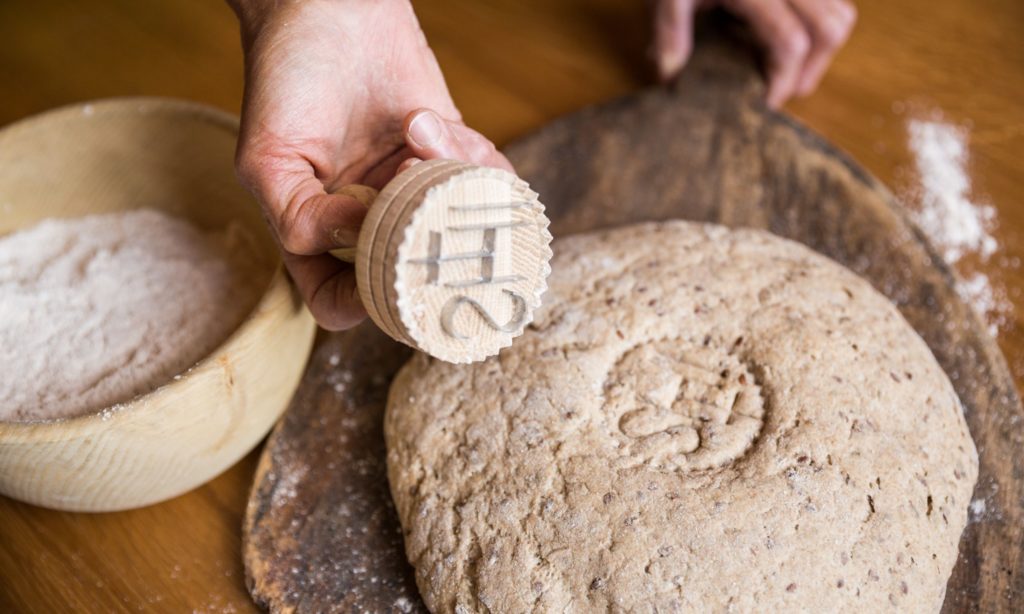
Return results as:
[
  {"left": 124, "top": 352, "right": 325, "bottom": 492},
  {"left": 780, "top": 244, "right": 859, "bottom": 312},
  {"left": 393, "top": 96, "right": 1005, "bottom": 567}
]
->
[{"left": 603, "top": 337, "right": 764, "bottom": 472}]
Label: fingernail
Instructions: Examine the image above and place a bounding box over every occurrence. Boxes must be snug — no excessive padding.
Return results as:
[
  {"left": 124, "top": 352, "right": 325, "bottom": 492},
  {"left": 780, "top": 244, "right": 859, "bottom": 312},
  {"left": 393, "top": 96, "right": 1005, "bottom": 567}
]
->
[
  {"left": 330, "top": 226, "right": 359, "bottom": 247},
  {"left": 657, "top": 49, "right": 683, "bottom": 81},
  {"left": 407, "top": 110, "right": 446, "bottom": 149}
]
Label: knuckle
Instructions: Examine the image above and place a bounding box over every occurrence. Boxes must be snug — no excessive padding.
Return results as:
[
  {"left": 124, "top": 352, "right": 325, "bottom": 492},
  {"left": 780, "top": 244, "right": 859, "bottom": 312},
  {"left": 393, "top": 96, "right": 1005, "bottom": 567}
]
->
[
  {"left": 820, "top": 15, "right": 852, "bottom": 46},
  {"left": 277, "top": 212, "right": 315, "bottom": 255},
  {"left": 780, "top": 27, "right": 811, "bottom": 59},
  {"left": 279, "top": 231, "right": 313, "bottom": 256},
  {"left": 468, "top": 139, "right": 498, "bottom": 164},
  {"left": 309, "top": 289, "right": 363, "bottom": 332},
  {"left": 836, "top": 0, "right": 858, "bottom": 25}
]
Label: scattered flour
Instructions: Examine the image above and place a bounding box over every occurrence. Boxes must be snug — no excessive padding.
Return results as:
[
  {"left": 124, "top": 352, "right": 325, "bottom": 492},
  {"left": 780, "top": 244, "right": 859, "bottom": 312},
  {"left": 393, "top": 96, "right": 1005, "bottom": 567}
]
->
[
  {"left": 905, "top": 116, "right": 1011, "bottom": 337},
  {"left": 956, "top": 273, "right": 1011, "bottom": 337},
  {"left": 0, "top": 209, "right": 264, "bottom": 422},
  {"left": 968, "top": 498, "right": 987, "bottom": 521},
  {"left": 270, "top": 462, "right": 309, "bottom": 509},
  {"left": 907, "top": 119, "right": 997, "bottom": 263}
]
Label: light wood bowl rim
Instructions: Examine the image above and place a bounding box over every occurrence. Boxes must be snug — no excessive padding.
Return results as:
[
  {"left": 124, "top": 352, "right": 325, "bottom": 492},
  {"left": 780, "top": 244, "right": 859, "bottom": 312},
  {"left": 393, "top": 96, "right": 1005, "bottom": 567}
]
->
[{"left": 0, "top": 96, "right": 306, "bottom": 441}]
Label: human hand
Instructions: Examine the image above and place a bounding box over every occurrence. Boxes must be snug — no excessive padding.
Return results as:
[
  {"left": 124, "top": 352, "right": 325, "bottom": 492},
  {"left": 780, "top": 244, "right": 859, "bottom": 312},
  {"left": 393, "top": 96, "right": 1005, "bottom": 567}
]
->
[
  {"left": 228, "top": 0, "right": 512, "bottom": 330},
  {"left": 653, "top": 0, "right": 857, "bottom": 108}
]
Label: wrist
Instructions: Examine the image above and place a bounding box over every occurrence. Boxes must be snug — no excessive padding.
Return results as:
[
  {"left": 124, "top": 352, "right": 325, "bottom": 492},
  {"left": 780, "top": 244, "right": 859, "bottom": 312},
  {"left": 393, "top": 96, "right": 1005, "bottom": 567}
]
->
[{"left": 228, "top": 0, "right": 410, "bottom": 41}]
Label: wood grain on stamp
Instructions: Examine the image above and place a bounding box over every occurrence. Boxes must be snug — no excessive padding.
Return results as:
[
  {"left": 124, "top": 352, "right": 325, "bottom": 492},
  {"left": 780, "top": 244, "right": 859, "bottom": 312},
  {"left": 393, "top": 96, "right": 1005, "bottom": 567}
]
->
[
  {"left": 331, "top": 160, "right": 552, "bottom": 364},
  {"left": 245, "top": 17, "right": 1022, "bottom": 613}
]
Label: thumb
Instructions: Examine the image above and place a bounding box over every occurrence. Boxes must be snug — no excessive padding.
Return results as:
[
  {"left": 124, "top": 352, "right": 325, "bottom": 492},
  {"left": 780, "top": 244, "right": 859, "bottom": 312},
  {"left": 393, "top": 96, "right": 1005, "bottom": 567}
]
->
[{"left": 404, "top": 108, "right": 514, "bottom": 173}]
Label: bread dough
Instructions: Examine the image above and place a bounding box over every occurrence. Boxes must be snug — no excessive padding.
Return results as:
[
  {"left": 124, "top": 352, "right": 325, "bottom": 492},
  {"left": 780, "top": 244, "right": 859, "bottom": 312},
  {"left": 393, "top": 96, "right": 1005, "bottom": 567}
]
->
[{"left": 385, "top": 221, "right": 978, "bottom": 612}]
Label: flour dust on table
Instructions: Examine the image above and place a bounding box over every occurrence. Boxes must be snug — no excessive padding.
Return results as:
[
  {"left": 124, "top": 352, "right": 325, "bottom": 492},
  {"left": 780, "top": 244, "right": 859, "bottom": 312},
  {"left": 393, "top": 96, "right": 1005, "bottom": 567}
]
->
[{"left": 901, "top": 111, "right": 1016, "bottom": 338}]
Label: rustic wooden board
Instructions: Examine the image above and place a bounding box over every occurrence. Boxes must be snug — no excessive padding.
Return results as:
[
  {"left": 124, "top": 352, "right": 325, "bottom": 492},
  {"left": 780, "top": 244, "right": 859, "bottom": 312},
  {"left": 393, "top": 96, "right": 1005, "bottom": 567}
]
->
[{"left": 243, "top": 19, "right": 1023, "bottom": 613}]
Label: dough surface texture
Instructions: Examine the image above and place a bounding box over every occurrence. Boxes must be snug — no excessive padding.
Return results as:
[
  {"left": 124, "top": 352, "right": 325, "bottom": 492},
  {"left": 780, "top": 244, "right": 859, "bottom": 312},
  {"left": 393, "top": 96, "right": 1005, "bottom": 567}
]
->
[{"left": 385, "top": 221, "right": 978, "bottom": 613}]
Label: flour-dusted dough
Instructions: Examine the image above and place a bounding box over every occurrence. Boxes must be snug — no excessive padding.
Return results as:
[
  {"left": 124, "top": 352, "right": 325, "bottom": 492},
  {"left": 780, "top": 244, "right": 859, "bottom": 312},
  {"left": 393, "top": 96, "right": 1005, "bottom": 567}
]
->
[{"left": 385, "top": 221, "right": 978, "bottom": 613}]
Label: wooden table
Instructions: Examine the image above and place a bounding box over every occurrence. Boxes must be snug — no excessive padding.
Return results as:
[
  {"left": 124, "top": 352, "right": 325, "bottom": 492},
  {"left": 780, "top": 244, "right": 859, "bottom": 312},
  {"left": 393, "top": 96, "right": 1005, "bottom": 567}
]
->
[{"left": 1, "top": 1, "right": 1020, "bottom": 611}]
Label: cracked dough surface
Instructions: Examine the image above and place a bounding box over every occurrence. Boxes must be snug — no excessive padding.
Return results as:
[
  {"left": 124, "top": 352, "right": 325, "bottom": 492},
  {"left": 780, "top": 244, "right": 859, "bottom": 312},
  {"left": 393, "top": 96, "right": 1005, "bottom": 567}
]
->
[{"left": 385, "top": 221, "right": 978, "bottom": 613}]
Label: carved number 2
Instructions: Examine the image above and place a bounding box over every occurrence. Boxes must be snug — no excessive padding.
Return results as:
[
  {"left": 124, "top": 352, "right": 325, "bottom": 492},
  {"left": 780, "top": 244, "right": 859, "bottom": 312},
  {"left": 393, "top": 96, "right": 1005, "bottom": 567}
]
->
[
  {"left": 440, "top": 290, "right": 527, "bottom": 339},
  {"left": 414, "top": 224, "right": 529, "bottom": 339}
]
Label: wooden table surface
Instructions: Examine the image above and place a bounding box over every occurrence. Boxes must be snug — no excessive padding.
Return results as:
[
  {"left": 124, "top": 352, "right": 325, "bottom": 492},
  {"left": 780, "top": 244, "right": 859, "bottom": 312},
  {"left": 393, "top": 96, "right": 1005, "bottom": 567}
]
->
[{"left": 1, "top": 1, "right": 1020, "bottom": 611}]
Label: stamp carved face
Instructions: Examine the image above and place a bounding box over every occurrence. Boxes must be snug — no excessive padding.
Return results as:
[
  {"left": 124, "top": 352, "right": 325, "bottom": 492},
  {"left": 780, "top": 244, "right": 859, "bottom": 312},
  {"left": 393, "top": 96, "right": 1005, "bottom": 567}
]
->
[{"left": 394, "top": 168, "right": 551, "bottom": 363}]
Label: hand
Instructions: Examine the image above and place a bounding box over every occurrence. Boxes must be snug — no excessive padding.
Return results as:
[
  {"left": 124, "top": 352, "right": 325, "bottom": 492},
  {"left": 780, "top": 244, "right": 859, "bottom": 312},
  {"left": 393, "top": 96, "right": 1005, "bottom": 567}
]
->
[
  {"left": 228, "top": 0, "right": 512, "bottom": 330},
  {"left": 653, "top": 0, "right": 857, "bottom": 108}
]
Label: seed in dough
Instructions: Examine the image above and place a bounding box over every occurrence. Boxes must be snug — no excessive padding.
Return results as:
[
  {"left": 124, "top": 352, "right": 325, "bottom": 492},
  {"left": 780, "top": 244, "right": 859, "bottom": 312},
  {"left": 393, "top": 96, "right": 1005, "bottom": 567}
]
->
[{"left": 385, "top": 221, "right": 978, "bottom": 613}]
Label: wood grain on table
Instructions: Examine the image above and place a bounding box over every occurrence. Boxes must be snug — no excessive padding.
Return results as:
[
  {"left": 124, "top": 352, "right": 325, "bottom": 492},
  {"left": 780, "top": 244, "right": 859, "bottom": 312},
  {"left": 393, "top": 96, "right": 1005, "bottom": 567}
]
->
[{"left": 1, "top": 1, "right": 1020, "bottom": 612}]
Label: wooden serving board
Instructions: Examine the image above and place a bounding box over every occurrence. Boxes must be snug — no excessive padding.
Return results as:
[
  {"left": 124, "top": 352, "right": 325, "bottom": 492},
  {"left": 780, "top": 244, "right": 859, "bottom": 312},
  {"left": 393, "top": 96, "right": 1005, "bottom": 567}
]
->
[{"left": 243, "top": 19, "right": 1023, "bottom": 613}]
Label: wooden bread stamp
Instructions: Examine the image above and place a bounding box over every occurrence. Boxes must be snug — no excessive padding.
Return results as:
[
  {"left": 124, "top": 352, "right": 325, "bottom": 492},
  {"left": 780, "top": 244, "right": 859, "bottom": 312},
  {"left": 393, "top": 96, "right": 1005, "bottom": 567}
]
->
[{"left": 331, "top": 159, "right": 552, "bottom": 363}]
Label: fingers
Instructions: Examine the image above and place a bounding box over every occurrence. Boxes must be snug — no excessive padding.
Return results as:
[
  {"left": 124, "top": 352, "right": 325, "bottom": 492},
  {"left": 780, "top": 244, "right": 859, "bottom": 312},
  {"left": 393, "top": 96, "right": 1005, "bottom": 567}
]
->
[
  {"left": 236, "top": 153, "right": 370, "bottom": 330},
  {"left": 397, "top": 157, "right": 423, "bottom": 174},
  {"left": 726, "top": 0, "right": 855, "bottom": 107},
  {"left": 236, "top": 160, "right": 369, "bottom": 256},
  {"left": 336, "top": 184, "right": 378, "bottom": 208},
  {"left": 727, "top": 0, "right": 810, "bottom": 108},
  {"left": 404, "top": 109, "right": 515, "bottom": 172},
  {"left": 787, "top": 0, "right": 856, "bottom": 96},
  {"left": 282, "top": 252, "right": 367, "bottom": 331},
  {"left": 653, "top": 0, "right": 698, "bottom": 81},
  {"left": 278, "top": 189, "right": 369, "bottom": 255},
  {"left": 235, "top": 106, "right": 510, "bottom": 332}
]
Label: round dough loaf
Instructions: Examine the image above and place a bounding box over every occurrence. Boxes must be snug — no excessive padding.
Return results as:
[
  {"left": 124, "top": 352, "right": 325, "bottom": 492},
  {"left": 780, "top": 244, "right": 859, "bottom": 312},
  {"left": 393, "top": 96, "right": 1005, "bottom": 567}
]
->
[{"left": 385, "top": 221, "right": 978, "bottom": 613}]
